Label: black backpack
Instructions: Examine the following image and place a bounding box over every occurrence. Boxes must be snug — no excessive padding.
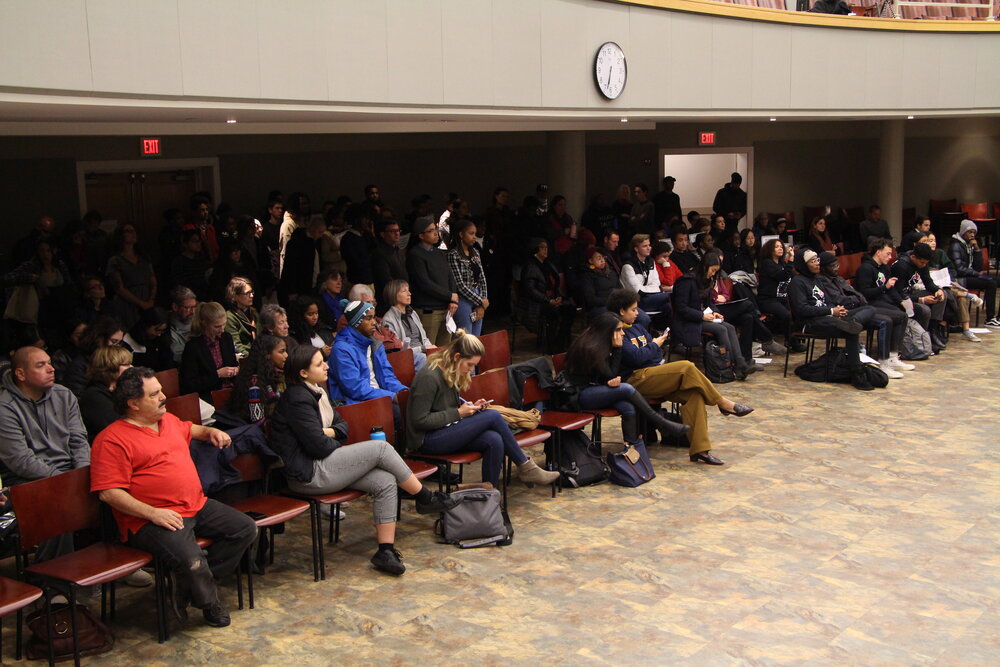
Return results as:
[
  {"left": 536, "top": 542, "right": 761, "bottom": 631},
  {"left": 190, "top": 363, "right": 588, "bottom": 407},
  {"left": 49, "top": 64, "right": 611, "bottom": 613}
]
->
[
  {"left": 794, "top": 347, "right": 854, "bottom": 383},
  {"left": 545, "top": 430, "right": 609, "bottom": 488},
  {"left": 702, "top": 341, "right": 736, "bottom": 384}
]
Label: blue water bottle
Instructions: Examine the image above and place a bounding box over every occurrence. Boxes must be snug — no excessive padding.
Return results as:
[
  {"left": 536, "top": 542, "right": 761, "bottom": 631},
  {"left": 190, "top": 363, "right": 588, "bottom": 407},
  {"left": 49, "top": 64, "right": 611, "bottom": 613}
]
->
[{"left": 369, "top": 426, "right": 386, "bottom": 441}]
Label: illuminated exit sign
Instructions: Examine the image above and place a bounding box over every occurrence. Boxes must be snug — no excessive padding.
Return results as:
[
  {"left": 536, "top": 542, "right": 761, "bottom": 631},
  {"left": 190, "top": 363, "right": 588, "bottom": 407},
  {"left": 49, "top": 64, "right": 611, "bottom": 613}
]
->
[
  {"left": 140, "top": 137, "right": 161, "bottom": 157},
  {"left": 698, "top": 131, "right": 716, "bottom": 146}
]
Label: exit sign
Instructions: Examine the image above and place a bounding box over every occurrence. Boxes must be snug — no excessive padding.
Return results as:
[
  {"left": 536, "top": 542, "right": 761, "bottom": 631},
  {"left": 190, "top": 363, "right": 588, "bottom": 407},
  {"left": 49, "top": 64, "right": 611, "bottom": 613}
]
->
[
  {"left": 699, "top": 131, "right": 716, "bottom": 146},
  {"left": 140, "top": 137, "right": 161, "bottom": 157}
]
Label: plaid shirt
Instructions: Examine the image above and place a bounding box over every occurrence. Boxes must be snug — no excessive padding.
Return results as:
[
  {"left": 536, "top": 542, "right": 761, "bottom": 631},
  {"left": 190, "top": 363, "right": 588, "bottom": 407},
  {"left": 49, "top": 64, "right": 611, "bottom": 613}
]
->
[{"left": 447, "top": 247, "right": 488, "bottom": 306}]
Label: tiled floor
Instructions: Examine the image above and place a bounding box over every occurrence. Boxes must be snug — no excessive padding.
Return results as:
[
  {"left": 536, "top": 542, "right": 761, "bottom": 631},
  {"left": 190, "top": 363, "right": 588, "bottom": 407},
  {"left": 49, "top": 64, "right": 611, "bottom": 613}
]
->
[{"left": 5, "top": 324, "right": 999, "bottom": 665}]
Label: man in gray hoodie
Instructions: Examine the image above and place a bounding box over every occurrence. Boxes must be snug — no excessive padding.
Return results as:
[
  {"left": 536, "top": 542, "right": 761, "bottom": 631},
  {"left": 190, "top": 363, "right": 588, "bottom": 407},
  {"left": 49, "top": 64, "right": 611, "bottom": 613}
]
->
[{"left": 0, "top": 346, "right": 90, "bottom": 488}]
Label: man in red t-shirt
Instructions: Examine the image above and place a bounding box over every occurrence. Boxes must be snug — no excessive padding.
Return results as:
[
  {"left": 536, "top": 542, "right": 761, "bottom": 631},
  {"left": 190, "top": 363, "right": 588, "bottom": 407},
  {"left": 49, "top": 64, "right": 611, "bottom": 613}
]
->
[{"left": 91, "top": 367, "right": 256, "bottom": 628}]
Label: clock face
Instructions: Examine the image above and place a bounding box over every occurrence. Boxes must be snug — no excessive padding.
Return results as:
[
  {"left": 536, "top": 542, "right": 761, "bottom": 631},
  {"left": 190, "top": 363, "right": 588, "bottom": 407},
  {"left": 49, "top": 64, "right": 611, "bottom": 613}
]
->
[{"left": 595, "top": 42, "right": 626, "bottom": 100}]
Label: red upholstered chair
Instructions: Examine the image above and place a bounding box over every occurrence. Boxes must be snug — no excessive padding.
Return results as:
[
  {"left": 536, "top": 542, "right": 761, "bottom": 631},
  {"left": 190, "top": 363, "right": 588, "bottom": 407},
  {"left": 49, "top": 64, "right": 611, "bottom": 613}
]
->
[
  {"left": 210, "top": 388, "right": 232, "bottom": 410},
  {"left": 165, "top": 392, "right": 202, "bottom": 425},
  {"left": 387, "top": 348, "right": 416, "bottom": 388},
  {"left": 466, "top": 369, "right": 552, "bottom": 503},
  {"left": 397, "top": 389, "right": 483, "bottom": 491},
  {"left": 961, "top": 202, "right": 994, "bottom": 221},
  {"left": 551, "top": 352, "right": 617, "bottom": 442},
  {"left": 227, "top": 454, "right": 314, "bottom": 593},
  {"left": 521, "top": 375, "right": 594, "bottom": 498},
  {"left": 155, "top": 368, "right": 180, "bottom": 399},
  {"left": 9, "top": 467, "right": 163, "bottom": 659},
  {"left": 477, "top": 330, "right": 511, "bottom": 373},
  {"left": 0, "top": 576, "right": 43, "bottom": 660},
  {"left": 336, "top": 395, "right": 436, "bottom": 483}
]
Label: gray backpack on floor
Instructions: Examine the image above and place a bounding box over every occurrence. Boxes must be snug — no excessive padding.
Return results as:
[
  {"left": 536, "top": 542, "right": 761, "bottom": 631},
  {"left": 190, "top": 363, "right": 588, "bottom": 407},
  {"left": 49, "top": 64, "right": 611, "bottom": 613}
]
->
[
  {"left": 702, "top": 341, "right": 736, "bottom": 383},
  {"left": 900, "top": 319, "right": 932, "bottom": 361},
  {"left": 434, "top": 488, "right": 513, "bottom": 548}
]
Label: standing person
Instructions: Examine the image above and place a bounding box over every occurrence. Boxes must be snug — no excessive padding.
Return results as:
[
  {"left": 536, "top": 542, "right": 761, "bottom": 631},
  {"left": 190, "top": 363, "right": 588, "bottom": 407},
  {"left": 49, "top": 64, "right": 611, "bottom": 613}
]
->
[
  {"left": 563, "top": 312, "right": 691, "bottom": 444},
  {"left": 406, "top": 332, "right": 559, "bottom": 490},
  {"left": 371, "top": 218, "right": 408, "bottom": 312},
  {"left": 278, "top": 192, "right": 310, "bottom": 278},
  {"left": 340, "top": 203, "right": 377, "bottom": 293},
  {"left": 581, "top": 194, "right": 616, "bottom": 240},
  {"left": 629, "top": 184, "right": 655, "bottom": 236},
  {"left": 548, "top": 196, "right": 577, "bottom": 257},
  {"left": 75, "top": 275, "right": 120, "bottom": 324},
  {"left": 406, "top": 218, "right": 459, "bottom": 347},
  {"left": 448, "top": 218, "right": 489, "bottom": 337},
  {"left": 170, "top": 230, "right": 212, "bottom": 301},
  {"left": 106, "top": 223, "right": 157, "bottom": 331},
  {"left": 180, "top": 302, "right": 239, "bottom": 402},
  {"left": 653, "top": 176, "right": 682, "bottom": 228},
  {"left": 261, "top": 197, "right": 284, "bottom": 264},
  {"left": 381, "top": 280, "right": 433, "bottom": 372},
  {"left": 611, "top": 184, "right": 632, "bottom": 232},
  {"left": 712, "top": 173, "right": 747, "bottom": 235},
  {"left": 91, "top": 367, "right": 257, "bottom": 627},
  {"left": 484, "top": 187, "right": 516, "bottom": 315},
  {"left": 223, "top": 277, "right": 260, "bottom": 358},
  {"left": 271, "top": 346, "right": 454, "bottom": 575}
]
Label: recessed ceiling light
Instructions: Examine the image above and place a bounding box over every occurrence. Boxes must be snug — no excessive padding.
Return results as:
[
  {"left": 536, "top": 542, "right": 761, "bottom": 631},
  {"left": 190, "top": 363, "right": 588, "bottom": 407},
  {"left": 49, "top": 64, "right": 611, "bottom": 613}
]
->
[
  {"left": 620, "top": 117, "right": 629, "bottom": 123},
  {"left": 769, "top": 117, "right": 777, "bottom": 122},
  {"left": 226, "top": 118, "right": 237, "bottom": 124},
  {"left": 907, "top": 115, "right": 915, "bottom": 120}
]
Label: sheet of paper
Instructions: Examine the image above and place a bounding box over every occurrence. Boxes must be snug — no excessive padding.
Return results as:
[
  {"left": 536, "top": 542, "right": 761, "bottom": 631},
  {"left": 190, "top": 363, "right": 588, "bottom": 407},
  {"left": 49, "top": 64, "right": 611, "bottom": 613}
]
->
[
  {"left": 969, "top": 328, "right": 991, "bottom": 334},
  {"left": 928, "top": 268, "right": 952, "bottom": 287},
  {"left": 754, "top": 357, "right": 773, "bottom": 365}
]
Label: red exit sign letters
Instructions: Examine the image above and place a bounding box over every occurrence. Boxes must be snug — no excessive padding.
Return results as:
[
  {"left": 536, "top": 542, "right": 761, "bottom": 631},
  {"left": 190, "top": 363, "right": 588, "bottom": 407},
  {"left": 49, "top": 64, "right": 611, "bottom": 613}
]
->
[
  {"left": 699, "top": 131, "right": 716, "bottom": 146},
  {"left": 140, "top": 137, "right": 161, "bottom": 157}
]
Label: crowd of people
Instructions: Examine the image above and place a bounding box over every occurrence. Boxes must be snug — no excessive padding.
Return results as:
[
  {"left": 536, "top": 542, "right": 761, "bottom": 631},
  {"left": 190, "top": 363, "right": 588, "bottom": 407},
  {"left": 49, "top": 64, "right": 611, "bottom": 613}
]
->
[{"left": 1, "top": 178, "right": 997, "bottom": 629}]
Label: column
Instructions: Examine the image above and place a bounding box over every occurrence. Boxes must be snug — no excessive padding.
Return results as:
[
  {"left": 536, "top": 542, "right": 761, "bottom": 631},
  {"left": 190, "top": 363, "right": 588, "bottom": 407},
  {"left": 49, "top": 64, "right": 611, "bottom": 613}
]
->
[
  {"left": 878, "top": 119, "right": 905, "bottom": 242},
  {"left": 547, "top": 131, "right": 586, "bottom": 220}
]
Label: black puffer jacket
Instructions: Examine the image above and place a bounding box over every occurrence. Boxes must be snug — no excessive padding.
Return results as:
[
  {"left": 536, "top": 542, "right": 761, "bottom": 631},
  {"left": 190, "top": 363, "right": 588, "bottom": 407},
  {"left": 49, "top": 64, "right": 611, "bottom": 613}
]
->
[{"left": 268, "top": 383, "right": 348, "bottom": 483}]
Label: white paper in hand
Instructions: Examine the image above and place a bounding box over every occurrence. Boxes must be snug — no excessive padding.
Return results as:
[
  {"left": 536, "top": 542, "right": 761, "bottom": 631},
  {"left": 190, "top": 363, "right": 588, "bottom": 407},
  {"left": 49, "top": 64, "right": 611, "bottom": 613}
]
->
[{"left": 445, "top": 313, "right": 457, "bottom": 334}]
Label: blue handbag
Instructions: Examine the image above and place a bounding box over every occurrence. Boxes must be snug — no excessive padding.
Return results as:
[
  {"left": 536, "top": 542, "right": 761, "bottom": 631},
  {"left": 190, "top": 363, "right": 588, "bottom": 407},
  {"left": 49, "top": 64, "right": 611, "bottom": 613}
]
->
[{"left": 606, "top": 438, "right": 656, "bottom": 487}]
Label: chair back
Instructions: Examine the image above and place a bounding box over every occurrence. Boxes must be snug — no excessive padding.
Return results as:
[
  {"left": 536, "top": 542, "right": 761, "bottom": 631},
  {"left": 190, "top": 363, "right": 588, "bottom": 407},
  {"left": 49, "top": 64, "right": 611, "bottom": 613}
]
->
[
  {"left": 767, "top": 211, "right": 795, "bottom": 226},
  {"left": 522, "top": 377, "right": 550, "bottom": 405},
  {"left": 155, "top": 368, "right": 180, "bottom": 399},
  {"left": 961, "top": 202, "right": 989, "bottom": 220},
  {"left": 386, "top": 348, "right": 416, "bottom": 387},
  {"left": 477, "top": 330, "right": 511, "bottom": 373},
  {"left": 837, "top": 252, "right": 863, "bottom": 280},
  {"left": 843, "top": 206, "right": 865, "bottom": 224},
  {"left": 211, "top": 388, "right": 232, "bottom": 410},
  {"left": 466, "top": 368, "right": 510, "bottom": 407},
  {"left": 165, "top": 392, "right": 202, "bottom": 425},
  {"left": 551, "top": 352, "right": 566, "bottom": 374},
  {"left": 9, "top": 467, "right": 98, "bottom": 550},
  {"left": 230, "top": 453, "right": 264, "bottom": 483},
  {"left": 929, "top": 198, "right": 959, "bottom": 217},
  {"left": 335, "top": 396, "right": 395, "bottom": 445}
]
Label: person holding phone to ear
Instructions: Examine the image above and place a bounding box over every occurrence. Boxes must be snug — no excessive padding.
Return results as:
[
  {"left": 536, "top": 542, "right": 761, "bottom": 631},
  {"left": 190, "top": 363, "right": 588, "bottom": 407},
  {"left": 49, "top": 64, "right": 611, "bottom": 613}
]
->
[{"left": 406, "top": 331, "right": 559, "bottom": 490}]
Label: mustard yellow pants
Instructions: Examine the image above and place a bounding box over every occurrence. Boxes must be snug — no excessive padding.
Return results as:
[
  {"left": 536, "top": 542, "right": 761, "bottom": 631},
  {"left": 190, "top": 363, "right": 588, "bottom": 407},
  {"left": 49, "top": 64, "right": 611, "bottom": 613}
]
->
[{"left": 626, "top": 360, "right": 723, "bottom": 454}]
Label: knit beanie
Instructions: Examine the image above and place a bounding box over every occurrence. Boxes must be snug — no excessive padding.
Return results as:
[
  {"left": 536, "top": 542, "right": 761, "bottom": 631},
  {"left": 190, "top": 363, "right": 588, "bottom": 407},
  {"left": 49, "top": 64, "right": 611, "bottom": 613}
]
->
[
  {"left": 959, "top": 219, "right": 978, "bottom": 236},
  {"left": 341, "top": 299, "right": 374, "bottom": 329},
  {"left": 818, "top": 251, "right": 837, "bottom": 267},
  {"left": 801, "top": 249, "right": 818, "bottom": 264}
]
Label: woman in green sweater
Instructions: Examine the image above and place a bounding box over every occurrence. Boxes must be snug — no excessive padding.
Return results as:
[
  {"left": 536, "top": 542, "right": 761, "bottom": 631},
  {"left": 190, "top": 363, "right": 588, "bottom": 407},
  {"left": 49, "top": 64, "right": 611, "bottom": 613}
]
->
[{"left": 406, "top": 331, "right": 559, "bottom": 489}]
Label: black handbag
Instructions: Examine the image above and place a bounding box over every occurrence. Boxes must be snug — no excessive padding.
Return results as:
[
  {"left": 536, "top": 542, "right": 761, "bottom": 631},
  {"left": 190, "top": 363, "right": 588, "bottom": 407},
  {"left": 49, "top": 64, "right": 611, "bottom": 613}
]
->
[
  {"left": 606, "top": 439, "right": 656, "bottom": 487},
  {"left": 25, "top": 602, "right": 115, "bottom": 661}
]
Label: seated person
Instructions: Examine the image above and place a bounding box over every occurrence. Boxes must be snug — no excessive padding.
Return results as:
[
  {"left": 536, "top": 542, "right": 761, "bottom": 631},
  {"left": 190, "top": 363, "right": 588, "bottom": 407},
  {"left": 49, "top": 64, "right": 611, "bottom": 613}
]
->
[
  {"left": 406, "top": 332, "right": 559, "bottom": 490},
  {"left": 223, "top": 335, "right": 287, "bottom": 425},
  {"left": 756, "top": 239, "right": 803, "bottom": 350},
  {"left": 224, "top": 277, "right": 261, "bottom": 358},
  {"left": 381, "top": 280, "right": 432, "bottom": 372},
  {"left": 328, "top": 300, "right": 406, "bottom": 408},
  {"left": 948, "top": 219, "right": 999, "bottom": 328},
  {"left": 563, "top": 312, "right": 690, "bottom": 444},
  {"left": 91, "top": 367, "right": 258, "bottom": 627},
  {"left": 270, "top": 346, "right": 454, "bottom": 575},
  {"left": 859, "top": 205, "right": 892, "bottom": 246},
  {"left": 652, "top": 239, "right": 683, "bottom": 291},
  {"left": 710, "top": 263, "right": 785, "bottom": 359},
  {"left": 607, "top": 289, "right": 753, "bottom": 466},
  {"left": 260, "top": 303, "right": 298, "bottom": 354},
  {"left": 62, "top": 316, "right": 124, "bottom": 396},
  {"left": 578, "top": 246, "right": 621, "bottom": 320},
  {"left": 519, "top": 238, "right": 575, "bottom": 354},
  {"left": 335, "top": 284, "right": 403, "bottom": 353},
  {"left": 123, "top": 307, "right": 175, "bottom": 372},
  {"left": 899, "top": 216, "right": 933, "bottom": 254},
  {"left": 921, "top": 232, "right": 983, "bottom": 342},
  {"left": 671, "top": 252, "right": 759, "bottom": 380},
  {"left": 789, "top": 249, "right": 875, "bottom": 390},
  {"left": 169, "top": 286, "right": 197, "bottom": 365},
  {"left": 180, "top": 302, "right": 240, "bottom": 402},
  {"left": 289, "top": 295, "right": 334, "bottom": 359},
  {"left": 620, "top": 234, "right": 672, "bottom": 316},
  {"left": 856, "top": 238, "right": 933, "bottom": 334},
  {"left": 891, "top": 242, "right": 948, "bottom": 352},
  {"left": 79, "top": 345, "right": 134, "bottom": 441},
  {"left": 814, "top": 252, "right": 911, "bottom": 379},
  {"left": 806, "top": 216, "right": 840, "bottom": 256},
  {"left": 315, "top": 269, "right": 346, "bottom": 330}
]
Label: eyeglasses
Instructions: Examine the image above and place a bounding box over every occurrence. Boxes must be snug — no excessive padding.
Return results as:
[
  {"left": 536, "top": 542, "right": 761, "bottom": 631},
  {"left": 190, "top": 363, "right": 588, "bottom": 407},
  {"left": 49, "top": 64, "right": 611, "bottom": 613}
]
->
[{"left": 240, "top": 289, "right": 254, "bottom": 296}]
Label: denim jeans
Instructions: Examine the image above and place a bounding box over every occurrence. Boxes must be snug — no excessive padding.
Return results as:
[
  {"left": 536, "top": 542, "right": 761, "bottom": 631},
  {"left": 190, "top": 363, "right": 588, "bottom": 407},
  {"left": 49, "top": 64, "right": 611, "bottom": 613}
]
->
[
  {"left": 576, "top": 384, "right": 638, "bottom": 417},
  {"left": 639, "top": 291, "right": 672, "bottom": 315},
  {"left": 419, "top": 409, "right": 524, "bottom": 487},
  {"left": 454, "top": 296, "right": 484, "bottom": 336}
]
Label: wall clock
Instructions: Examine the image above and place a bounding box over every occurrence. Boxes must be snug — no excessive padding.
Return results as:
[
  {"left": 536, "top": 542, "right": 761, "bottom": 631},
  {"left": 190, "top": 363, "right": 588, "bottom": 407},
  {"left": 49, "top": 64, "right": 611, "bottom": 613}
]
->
[{"left": 595, "top": 42, "right": 626, "bottom": 100}]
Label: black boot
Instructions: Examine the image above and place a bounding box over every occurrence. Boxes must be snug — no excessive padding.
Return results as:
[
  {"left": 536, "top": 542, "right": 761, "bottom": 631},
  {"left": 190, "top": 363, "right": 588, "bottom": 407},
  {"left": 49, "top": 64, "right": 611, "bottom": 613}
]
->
[
  {"left": 620, "top": 412, "right": 640, "bottom": 443},
  {"left": 930, "top": 324, "right": 947, "bottom": 352},
  {"left": 626, "top": 391, "right": 691, "bottom": 438}
]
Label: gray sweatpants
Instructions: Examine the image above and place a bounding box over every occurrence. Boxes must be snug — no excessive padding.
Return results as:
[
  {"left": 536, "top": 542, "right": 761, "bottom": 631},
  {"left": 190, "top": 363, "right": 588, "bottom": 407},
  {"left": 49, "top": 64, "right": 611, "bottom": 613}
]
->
[{"left": 288, "top": 440, "right": 412, "bottom": 524}]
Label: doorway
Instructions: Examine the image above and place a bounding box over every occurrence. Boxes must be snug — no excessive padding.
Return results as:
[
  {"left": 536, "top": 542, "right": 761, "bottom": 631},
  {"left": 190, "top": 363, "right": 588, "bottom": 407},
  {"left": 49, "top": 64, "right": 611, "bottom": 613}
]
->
[
  {"left": 76, "top": 158, "right": 221, "bottom": 255},
  {"left": 660, "top": 148, "right": 753, "bottom": 228}
]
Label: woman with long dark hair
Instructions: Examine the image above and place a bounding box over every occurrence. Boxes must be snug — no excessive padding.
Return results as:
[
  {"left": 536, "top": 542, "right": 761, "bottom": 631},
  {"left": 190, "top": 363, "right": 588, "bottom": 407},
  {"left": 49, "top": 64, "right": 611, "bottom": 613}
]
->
[
  {"left": 756, "top": 239, "right": 799, "bottom": 349},
  {"left": 224, "top": 334, "right": 287, "bottom": 424},
  {"left": 564, "top": 312, "right": 690, "bottom": 444},
  {"left": 447, "top": 218, "right": 489, "bottom": 336},
  {"left": 62, "top": 315, "right": 125, "bottom": 395},
  {"left": 671, "top": 251, "right": 759, "bottom": 380},
  {"left": 289, "top": 295, "right": 334, "bottom": 358},
  {"left": 807, "top": 216, "right": 837, "bottom": 255},
  {"left": 270, "top": 345, "right": 456, "bottom": 575}
]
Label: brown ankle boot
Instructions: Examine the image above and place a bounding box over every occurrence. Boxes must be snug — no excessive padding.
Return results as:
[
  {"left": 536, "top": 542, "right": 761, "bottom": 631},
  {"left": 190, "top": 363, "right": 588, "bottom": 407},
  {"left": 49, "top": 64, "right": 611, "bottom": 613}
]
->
[{"left": 516, "top": 458, "right": 560, "bottom": 488}]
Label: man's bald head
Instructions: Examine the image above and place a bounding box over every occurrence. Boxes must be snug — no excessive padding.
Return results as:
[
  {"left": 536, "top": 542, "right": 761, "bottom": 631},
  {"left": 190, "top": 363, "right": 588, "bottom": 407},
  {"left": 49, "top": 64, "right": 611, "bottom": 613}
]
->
[{"left": 11, "top": 346, "right": 55, "bottom": 394}]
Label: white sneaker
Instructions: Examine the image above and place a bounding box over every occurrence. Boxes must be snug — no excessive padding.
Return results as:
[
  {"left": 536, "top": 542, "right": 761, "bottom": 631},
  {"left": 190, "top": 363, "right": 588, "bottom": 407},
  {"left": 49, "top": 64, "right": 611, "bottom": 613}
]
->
[
  {"left": 321, "top": 505, "right": 347, "bottom": 520},
  {"left": 124, "top": 569, "right": 153, "bottom": 587},
  {"left": 879, "top": 361, "right": 904, "bottom": 379},
  {"left": 888, "top": 355, "right": 916, "bottom": 371},
  {"left": 985, "top": 318, "right": 1000, "bottom": 328},
  {"left": 970, "top": 295, "right": 984, "bottom": 308},
  {"left": 962, "top": 330, "right": 982, "bottom": 342}
]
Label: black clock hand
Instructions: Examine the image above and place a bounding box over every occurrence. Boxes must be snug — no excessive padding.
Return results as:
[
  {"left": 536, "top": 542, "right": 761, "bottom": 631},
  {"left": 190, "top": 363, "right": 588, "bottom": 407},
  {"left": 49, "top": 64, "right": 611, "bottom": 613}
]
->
[{"left": 607, "top": 65, "right": 613, "bottom": 88}]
